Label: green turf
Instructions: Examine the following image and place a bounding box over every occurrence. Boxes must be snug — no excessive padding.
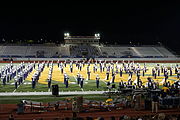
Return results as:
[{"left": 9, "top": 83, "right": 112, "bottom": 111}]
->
[
  {"left": 16, "top": 83, "right": 49, "bottom": 92},
  {"left": 0, "top": 84, "right": 16, "bottom": 92}
]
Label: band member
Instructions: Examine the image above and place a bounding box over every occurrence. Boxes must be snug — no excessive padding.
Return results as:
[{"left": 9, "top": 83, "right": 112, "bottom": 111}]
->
[
  {"left": 64, "top": 60, "right": 67, "bottom": 67},
  {"left": 80, "top": 75, "right": 84, "bottom": 88},
  {"left": 111, "top": 72, "right": 116, "bottom": 83},
  {"left": 119, "top": 67, "right": 123, "bottom": 77},
  {"left": 96, "top": 75, "right": 100, "bottom": 88},
  {"left": 137, "top": 71, "right": 141, "bottom": 86},
  {"left": 15, "top": 79, "right": 18, "bottom": 89},
  {"left": 87, "top": 70, "right": 91, "bottom": 80},
  {"left": 65, "top": 76, "right": 69, "bottom": 88},
  {"left": 70, "top": 64, "right": 73, "bottom": 73},
  {"left": 32, "top": 77, "right": 36, "bottom": 89},
  {"left": 48, "top": 78, "right": 51, "bottom": 88},
  {"left": 77, "top": 72, "right": 81, "bottom": 84},
  {"left": 106, "top": 71, "right": 110, "bottom": 80},
  {"left": 177, "top": 69, "right": 180, "bottom": 79},
  {"left": 60, "top": 65, "right": 64, "bottom": 74}
]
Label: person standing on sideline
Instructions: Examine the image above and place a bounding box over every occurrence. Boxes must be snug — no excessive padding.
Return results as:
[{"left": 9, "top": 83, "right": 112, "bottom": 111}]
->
[{"left": 152, "top": 93, "right": 159, "bottom": 113}]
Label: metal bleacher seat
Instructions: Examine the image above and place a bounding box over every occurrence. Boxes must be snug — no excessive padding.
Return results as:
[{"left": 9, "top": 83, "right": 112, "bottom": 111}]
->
[
  {"left": 134, "top": 47, "right": 162, "bottom": 57},
  {"left": 155, "top": 47, "right": 176, "bottom": 57},
  {"left": 1, "top": 46, "right": 27, "bottom": 57}
]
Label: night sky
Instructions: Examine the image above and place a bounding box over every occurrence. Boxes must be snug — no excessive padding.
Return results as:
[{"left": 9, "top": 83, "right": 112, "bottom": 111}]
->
[{"left": 0, "top": 1, "right": 180, "bottom": 52}]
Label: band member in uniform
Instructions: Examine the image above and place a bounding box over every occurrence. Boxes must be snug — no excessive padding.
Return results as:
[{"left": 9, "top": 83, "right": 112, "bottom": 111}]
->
[
  {"left": 15, "top": 79, "right": 18, "bottom": 89},
  {"left": 32, "top": 77, "right": 36, "bottom": 89},
  {"left": 177, "top": 69, "right": 180, "bottom": 79},
  {"left": 60, "top": 65, "right": 64, "bottom": 74},
  {"left": 106, "top": 71, "right": 110, "bottom": 80},
  {"left": 77, "top": 72, "right": 81, "bottom": 84},
  {"left": 87, "top": 70, "right": 91, "bottom": 80},
  {"left": 96, "top": 75, "right": 100, "bottom": 88},
  {"left": 48, "top": 79, "right": 51, "bottom": 89},
  {"left": 64, "top": 60, "right": 67, "bottom": 67},
  {"left": 111, "top": 72, "right": 116, "bottom": 83},
  {"left": 65, "top": 75, "right": 69, "bottom": 88},
  {"left": 137, "top": 71, "right": 141, "bottom": 86},
  {"left": 80, "top": 75, "right": 84, "bottom": 88},
  {"left": 70, "top": 64, "right": 73, "bottom": 73},
  {"left": 119, "top": 67, "right": 123, "bottom": 77}
]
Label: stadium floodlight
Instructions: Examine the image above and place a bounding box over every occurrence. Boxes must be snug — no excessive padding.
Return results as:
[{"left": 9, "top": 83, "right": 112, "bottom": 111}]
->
[
  {"left": 67, "top": 33, "right": 69, "bottom": 36},
  {"left": 98, "top": 33, "right": 100, "bottom": 37},
  {"left": 95, "top": 33, "right": 100, "bottom": 37},
  {"left": 64, "top": 32, "right": 70, "bottom": 37}
]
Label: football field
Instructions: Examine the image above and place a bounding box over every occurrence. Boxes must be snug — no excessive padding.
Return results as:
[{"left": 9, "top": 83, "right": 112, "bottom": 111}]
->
[{"left": 0, "top": 62, "right": 179, "bottom": 92}]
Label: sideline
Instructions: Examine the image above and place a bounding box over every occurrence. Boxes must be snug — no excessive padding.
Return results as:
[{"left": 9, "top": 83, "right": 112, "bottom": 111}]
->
[{"left": 0, "top": 91, "right": 106, "bottom": 96}]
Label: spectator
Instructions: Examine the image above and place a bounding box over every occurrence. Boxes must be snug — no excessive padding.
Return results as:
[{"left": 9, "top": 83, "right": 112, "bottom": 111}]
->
[
  {"left": 152, "top": 94, "right": 159, "bottom": 113},
  {"left": 161, "top": 86, "right": 169, "bottom": 97}
]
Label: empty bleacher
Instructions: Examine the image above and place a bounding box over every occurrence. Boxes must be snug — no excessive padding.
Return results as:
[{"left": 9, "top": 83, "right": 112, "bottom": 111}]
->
[
  {"left": 155, "top": 47, "right": 176, "bottom": 57},
  {"left": 99, "top": 46, "right": 175, "bottom": 58},
  {"left": 99, "top": 47, "right": 138, "bottom": 57},
  {"left": 0, "top": 45, "right": 70, "bottom": 58},
  {"left": 134, "top": 47, "right": 162, "bottom": 57},
  {"left": 0, "top": 45, "right": 176, "bottom": 58}
]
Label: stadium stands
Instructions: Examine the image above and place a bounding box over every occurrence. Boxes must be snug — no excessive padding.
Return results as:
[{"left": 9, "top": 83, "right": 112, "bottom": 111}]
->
[
  {"left": 99, "top": 46, "right": 136, "bottom": 57},
  {"left": 155, "top": 47, "right": 176, "bottom": 57},
  {"left": 69, "top": 45, "right": 101, "bottom": 57},
  {"left": 134, "top": 47, "right": 162, "bottom": 57},
  {"left": 0, "top": 45, "right": 70, "bottom": 58},
  {"left": 0, "top": 44, "right": 176, "bottom": 58},
  {"left": 99, "top": 46, "right": 176, "bottom": 58}
]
